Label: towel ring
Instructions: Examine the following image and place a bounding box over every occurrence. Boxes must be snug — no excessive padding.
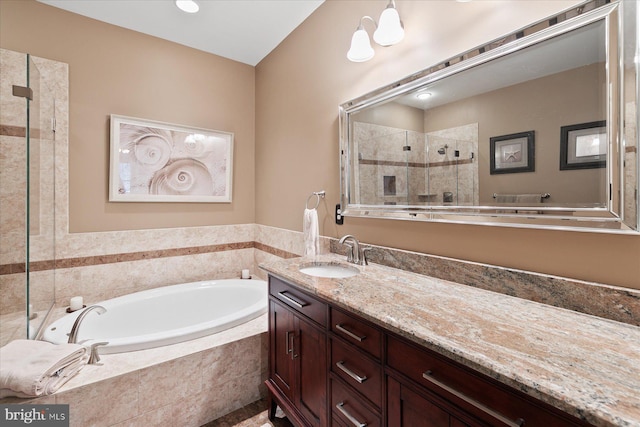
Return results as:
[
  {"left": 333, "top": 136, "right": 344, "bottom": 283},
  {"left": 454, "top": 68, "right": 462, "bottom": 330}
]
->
[{"left": 306, "top": 191, "right": 326, "bottom": 210}]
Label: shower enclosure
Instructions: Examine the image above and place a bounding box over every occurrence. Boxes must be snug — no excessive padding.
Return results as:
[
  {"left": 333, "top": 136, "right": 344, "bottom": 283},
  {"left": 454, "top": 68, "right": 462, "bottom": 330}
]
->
[
  {"left": 352, "top": 122, "right": 479, "bottom": 207},
  {"left": 0, "top": 49, "right": 56, "bottom": 344}
]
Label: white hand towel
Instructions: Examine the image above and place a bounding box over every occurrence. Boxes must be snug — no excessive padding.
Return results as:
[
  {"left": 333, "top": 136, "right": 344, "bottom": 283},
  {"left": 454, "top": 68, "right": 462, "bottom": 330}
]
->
[
  {"left": 303, "top": 208, "right": 319, "bottom": 256},
  {"left": 0, "top": 339, "right": 88, "bottom": 398}
]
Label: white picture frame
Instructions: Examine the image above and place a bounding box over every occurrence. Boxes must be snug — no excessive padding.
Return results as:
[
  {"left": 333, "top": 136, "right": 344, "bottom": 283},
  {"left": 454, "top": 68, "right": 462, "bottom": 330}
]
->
[{"left": 109, "top": 115, "right": 233, "bottom": 203}]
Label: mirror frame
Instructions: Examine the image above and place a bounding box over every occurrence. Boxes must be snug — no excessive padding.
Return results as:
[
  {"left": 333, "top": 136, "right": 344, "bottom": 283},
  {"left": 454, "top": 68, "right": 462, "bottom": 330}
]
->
[{"left": 339, "top": 0, "right": 639, "bottom": 234}]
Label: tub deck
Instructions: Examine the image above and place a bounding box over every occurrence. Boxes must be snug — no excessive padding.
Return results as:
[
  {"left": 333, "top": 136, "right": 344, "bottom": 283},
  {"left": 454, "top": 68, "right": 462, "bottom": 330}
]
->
[{"left": 0, "top": 311, "right": 269, "bottom": 427}]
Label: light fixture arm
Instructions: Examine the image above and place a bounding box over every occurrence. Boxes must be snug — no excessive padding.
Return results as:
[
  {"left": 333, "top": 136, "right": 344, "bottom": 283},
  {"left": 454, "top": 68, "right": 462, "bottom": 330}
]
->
[{"left": 355, "top": 15, "right": 378, "bottom": 32}]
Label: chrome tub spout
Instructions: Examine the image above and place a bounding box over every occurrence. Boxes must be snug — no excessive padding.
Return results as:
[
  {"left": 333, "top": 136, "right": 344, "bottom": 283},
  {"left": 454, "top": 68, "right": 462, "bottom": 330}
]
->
[{"left": 67, "top": 305, "right": 107, "bottom": 344}]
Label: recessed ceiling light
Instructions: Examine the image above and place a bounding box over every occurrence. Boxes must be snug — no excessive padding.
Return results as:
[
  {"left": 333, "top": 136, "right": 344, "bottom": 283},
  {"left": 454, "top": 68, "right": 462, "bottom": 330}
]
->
[
  {"left": 417, "top": 92, "right": 432, "bottom": 100},
  {"left": 175, "top": 0, "right": 199, "bottom": 14}
]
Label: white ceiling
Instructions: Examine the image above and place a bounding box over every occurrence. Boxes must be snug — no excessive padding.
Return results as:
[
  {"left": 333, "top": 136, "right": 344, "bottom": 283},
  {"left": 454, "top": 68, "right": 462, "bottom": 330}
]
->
[{"left": 37, "top": 0, "right": 324, "bottom": 66}]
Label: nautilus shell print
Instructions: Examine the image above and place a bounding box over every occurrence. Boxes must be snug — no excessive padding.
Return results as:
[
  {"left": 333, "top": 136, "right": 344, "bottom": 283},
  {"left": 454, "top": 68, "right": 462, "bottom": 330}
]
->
[
  {"left": 112, "top": 116, "right": 233, "bottom": 202},
  {"left": 150, "top": 159, "right": 216, "bottom": 196},
  {"left": 134, "top": 134, "right": 172, "bottom": 167}
]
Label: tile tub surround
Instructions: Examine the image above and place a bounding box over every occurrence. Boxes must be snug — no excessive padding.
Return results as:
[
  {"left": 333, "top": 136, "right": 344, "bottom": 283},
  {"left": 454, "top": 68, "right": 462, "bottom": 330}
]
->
[
  {"left": 0, "top": 224, "right": 329, "bottom": 316},
  {"left": 260, "top": 254, "right": 640, "bottom": 427},
  {"left": 0, "top": 314, "right": 268, "bottom": 427},
  {"left": 330, "top": 239, "right": 640, "bottom": 326},
  {"left": 0, "top": 223, "right": 328, "bottom": 346}
]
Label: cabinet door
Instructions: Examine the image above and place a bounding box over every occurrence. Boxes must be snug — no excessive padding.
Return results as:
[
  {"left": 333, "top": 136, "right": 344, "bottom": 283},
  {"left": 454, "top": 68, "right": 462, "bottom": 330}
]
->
[
  {"left": 297, "top": 315, "right": 328, "bottom": 427},
  {"left": 388, "top": 377, "right": 474, "bottom": 427},
  {"left": 270, "top": 300, "right": 296, "bottom": 402}
]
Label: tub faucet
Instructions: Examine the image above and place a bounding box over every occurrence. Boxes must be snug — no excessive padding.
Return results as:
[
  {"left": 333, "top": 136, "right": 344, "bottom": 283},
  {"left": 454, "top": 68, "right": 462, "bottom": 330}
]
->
[
  {"left": 67, "top": 305, "right": 106, "bottom": 344},
  {"left": 338, "top": 235, "right": 370, "bottom": 266}
]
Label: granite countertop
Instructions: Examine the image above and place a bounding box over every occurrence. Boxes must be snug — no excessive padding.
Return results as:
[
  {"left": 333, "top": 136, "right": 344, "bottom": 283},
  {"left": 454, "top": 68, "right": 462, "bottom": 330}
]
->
[{"left": 260, "top": 254, "right": 640, "bottom": 427}]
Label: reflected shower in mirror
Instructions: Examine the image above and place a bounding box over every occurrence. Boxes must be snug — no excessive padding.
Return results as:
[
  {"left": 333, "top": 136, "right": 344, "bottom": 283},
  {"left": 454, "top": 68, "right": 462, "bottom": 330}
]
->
[{"left": 340, "top": 0, "right": 638, "bottom": 233}]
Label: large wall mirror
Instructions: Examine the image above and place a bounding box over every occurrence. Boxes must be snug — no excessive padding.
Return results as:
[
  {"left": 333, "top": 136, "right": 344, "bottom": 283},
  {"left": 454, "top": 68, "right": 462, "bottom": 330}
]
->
[{"left": 339, "top": 0, "right": 639, "bottom": 233}]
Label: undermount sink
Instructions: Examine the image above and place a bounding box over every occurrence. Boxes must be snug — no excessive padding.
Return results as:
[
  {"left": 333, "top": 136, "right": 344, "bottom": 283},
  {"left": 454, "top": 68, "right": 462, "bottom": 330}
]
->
[{"left": 299, "top": 262, "right": 360, "bottom": 278}]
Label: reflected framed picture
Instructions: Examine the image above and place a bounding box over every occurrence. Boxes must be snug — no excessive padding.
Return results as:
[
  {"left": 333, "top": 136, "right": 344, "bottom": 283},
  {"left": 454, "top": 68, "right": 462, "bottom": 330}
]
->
[
  {"left": 560, "top": 120, "right": 606, "bottom": 170},
  {"left": 490, "top": 130, "right": 535, "bottom": 174},
  {"left": 109, "top": 115, "right": 233, "bottom": 202}
]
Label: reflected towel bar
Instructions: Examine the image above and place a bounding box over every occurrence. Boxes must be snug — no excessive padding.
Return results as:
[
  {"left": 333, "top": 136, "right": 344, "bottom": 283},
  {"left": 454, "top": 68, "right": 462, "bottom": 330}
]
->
[{"left": 493, "top": 193, "right": 550, "bottom": 199}]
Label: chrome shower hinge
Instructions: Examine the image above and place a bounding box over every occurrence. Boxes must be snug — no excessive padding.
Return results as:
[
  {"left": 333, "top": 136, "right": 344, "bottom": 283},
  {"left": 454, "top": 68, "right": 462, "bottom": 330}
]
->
[{"left": 12, "top": 85, "right": 33, "bottom": 100}]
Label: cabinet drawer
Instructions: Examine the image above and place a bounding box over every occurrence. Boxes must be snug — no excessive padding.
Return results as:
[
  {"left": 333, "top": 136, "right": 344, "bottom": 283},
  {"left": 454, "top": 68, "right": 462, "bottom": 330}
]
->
[
  {"left": 331, "top": 308, "right": 382, "bottom": 359},
  {"left": 331, "top": 338, "right": 383, "bottom": 408},
  {"left": 331, "top": 378, "right": 381, "bottom": 427},
  {"left": 270, "top": 276, "right": 327, "bottom": 327},
  {"left": 387, "top": 335, "right": 588, "bottom": 427}
]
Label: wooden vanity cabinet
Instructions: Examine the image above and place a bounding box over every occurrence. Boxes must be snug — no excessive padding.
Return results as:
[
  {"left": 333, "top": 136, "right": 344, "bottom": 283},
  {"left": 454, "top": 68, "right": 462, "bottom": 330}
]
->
[
  {"left": 330, "top": 307, "right": 384, "bottom": 427},
  {"left": 386, "top": 335, "right": 593, "bottom": 427},
  {"left": 267, "top": 276, "right": 328, "bottom": 427},
  {"left": 266, "top": 275, "right": 594, "bottom": 427},
  {"left": 387, "top": 376, "right": 476, "bottom": 427}
]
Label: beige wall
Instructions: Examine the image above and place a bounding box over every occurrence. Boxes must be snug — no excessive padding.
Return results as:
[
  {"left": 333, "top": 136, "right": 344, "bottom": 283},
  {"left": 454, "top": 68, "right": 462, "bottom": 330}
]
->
[
  {"left": 255, "top": 0, "right": 640, "bottom": 289},
  {"left": 0, "top": 0, "right": 256, "bottom": 232}
]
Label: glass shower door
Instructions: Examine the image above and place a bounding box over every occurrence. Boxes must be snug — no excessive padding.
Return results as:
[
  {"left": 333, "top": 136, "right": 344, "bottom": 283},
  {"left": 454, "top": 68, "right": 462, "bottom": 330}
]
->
[
  {"left": 27, "top": 54, "right": 56, "bottom": 339},
  {"left": 0, "top": 50, "right": 55, "bottom": 343}
]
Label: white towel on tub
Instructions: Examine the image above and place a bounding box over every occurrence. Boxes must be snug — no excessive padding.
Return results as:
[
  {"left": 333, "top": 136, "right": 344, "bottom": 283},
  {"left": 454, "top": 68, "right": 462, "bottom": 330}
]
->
[
  {"left": 0, "top": 339, "right": 88, "bottom": 398},
  {"left": 303, "top": 208, "right": 319, "bottom": 256}
]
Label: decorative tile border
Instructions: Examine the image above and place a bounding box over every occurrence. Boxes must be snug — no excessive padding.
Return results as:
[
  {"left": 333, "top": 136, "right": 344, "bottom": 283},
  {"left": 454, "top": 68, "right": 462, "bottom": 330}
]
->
[
  {"left": 254, "top": 242, "right": 298, "bottom": 260},
  {"left": 0, "top": 125, "right": 26, "bottom": 137},
  {"left": 359, "top": 158, "right": 474, "bottom": 168},
  {"left": 0, "top": 241, "right": 288, "bottom": 276}
]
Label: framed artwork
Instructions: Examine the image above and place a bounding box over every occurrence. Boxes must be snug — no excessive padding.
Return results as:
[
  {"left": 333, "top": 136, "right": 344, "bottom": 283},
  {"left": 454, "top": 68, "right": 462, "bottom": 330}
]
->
[
  {"left": 560, "top": 120, "right": 606, "bottom": 170},
  {"left": 109, "top": 115, "right": 233, "bottom": 202},
  {"left": 490, "top": 131, "right": 535, "bottom": 174}
]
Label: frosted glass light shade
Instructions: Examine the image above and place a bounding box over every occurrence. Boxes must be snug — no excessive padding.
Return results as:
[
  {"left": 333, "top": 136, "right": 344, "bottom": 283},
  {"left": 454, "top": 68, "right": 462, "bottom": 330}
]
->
[
  {"left": 347, "top": 28, "right": 375, "bottom": 62},
  {"left": 373, "top": 7, "right": 404, "bottom": 46}
]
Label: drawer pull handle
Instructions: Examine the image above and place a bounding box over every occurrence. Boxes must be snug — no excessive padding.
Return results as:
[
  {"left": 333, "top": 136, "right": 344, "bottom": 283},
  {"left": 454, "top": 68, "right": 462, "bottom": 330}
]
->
[
  {"left": 335, "top": 323, "right": 366, "bottom": 342},
  {"left": 285, "top": 331, "right": 292, "bottom": 355},
  {"left": 285, "top": 331, "right": 297, "bottom": 359},
  {"left": 336, "top": 401, "right": 367, "bottom": 427},
  {"left": 422, "top": 371, "right": 525, "bottom": 427},
  {"left": 336, "top": 361, "right": 368, "bottom": 384},
  {"left": 278, "top": 291, "right": 309, "bottom": 308}
]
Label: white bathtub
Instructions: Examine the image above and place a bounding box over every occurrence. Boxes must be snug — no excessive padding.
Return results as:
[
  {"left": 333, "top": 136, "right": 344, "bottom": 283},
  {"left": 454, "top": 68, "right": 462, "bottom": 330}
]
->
[{"left": 42, "top": 278, "right": 267, "bottom": 354}]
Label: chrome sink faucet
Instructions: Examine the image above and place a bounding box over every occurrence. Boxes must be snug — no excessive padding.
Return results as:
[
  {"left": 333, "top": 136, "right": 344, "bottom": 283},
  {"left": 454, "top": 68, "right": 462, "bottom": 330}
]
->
[
  {"left": 67, "top": 305, "right": 106, "bottom": 344},
  {"left": 338, "top": 235, "right": 370, "bottom": 266}
]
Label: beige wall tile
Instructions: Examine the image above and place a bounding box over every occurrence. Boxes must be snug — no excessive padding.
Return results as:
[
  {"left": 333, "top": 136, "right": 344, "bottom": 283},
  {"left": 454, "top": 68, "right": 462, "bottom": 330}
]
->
[
  {"left": 138, "top": 352, "right": 202, "bottom": 413},
  {"left": 55, "top": 373, "right": 140, "bottom": 427}
]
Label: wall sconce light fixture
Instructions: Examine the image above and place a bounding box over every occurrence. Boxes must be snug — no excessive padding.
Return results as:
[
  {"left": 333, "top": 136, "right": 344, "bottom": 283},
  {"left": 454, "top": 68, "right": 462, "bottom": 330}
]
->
[{"left": 347, "top": 0, "right": 405, "bottom": 62}]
